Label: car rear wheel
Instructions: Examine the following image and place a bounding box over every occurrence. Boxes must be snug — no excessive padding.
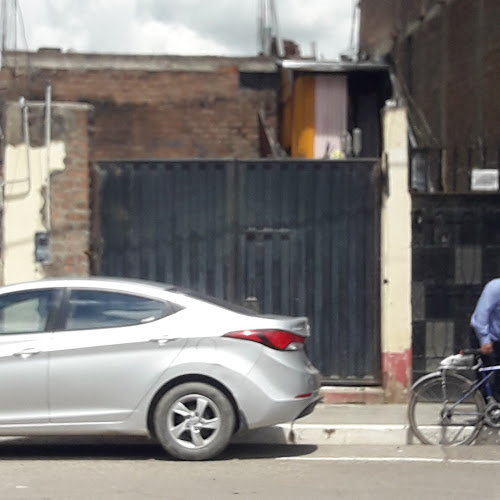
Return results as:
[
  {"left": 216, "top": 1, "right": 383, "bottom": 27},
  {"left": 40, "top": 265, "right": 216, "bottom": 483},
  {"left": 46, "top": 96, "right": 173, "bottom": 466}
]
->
[{"left": 154, "top": 382, "right": 235, "bottom": 461}]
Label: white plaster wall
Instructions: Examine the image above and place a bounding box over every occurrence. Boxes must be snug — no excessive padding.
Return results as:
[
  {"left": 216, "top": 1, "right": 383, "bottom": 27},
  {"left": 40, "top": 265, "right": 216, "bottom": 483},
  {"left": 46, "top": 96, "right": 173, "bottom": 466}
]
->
[
  {"left": 380, "top": 106, "right": 412, "bottom": 353},
  {"left": 2, "top": 135, "right": 66, "bottom": 285}
]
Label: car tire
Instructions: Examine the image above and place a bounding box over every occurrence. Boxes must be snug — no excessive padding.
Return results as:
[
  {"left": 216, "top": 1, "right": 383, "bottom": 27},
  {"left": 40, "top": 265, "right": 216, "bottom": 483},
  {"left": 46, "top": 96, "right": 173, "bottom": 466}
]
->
[{"left": 154, "top": 382, "right": 235, "bottom": 461}]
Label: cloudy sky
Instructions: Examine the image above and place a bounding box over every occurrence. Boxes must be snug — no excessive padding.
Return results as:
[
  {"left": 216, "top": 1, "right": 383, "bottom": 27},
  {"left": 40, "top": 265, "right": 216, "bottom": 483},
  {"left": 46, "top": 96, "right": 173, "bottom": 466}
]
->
[{"left": 7, "top": 0, "right": 357, "bottom": 60}]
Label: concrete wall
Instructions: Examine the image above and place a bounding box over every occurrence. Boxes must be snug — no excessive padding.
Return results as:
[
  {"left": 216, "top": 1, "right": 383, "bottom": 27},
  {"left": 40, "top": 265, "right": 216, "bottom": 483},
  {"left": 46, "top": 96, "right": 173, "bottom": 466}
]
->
[
  {"left": 380, "top": 106, "right": 412, "bottom": 402},
  {"left": 1, "top": 101, "right": 92, "bottom": 284}
]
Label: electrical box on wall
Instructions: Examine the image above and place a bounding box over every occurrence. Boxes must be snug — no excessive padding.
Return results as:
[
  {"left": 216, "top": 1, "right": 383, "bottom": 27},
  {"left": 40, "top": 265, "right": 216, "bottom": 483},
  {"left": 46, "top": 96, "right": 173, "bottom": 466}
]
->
[
  {"left": 35, "top": 232, "right": 51, "bottom": 263},
  {"left": 471, "top": 169, "right": 499, "bottom": 192}
]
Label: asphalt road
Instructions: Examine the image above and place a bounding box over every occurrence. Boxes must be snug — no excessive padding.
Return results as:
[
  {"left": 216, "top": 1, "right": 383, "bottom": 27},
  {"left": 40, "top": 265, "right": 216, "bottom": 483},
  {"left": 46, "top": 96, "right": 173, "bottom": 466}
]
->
[{"left": 0, "top": 439, "right": 499, "bottom": 499}]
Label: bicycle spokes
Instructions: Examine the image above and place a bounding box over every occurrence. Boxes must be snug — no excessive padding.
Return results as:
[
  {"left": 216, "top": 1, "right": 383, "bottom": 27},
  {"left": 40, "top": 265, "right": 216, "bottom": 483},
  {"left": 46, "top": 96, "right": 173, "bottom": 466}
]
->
[{"left": 409, "top": 373, "right": 485, "bottom": 446}]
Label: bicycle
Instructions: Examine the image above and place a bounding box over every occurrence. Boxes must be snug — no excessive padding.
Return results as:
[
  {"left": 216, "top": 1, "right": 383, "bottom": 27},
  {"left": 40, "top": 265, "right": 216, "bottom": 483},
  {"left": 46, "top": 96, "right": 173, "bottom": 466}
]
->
[{"left": 408, "top": 349, "right": 500, "bottom": 446}]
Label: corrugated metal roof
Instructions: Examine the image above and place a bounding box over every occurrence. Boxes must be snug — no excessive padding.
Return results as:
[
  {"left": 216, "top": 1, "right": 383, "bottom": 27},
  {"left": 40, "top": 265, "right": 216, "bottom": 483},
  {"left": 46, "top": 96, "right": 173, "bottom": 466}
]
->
[{"left": 279, "top": 59, "right": 389, "bottom": 73}]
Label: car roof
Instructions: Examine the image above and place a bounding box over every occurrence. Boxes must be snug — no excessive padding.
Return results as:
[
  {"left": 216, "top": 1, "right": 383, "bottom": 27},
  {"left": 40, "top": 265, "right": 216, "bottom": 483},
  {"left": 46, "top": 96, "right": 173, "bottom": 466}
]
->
[
  {"left": 0, "top": 277, "right": 174, "bottom": 295},
  {"left": 0, "top": 277, "right": 262, "bottom": 316}
]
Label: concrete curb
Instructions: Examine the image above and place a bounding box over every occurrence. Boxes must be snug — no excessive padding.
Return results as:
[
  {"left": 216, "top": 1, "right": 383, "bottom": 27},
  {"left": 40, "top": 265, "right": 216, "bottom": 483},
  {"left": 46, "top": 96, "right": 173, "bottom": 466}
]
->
[
  {"left": 233, "top": 423, "right": 409, "bottom": 446},
  {"left": 233, "top": 423, "right": 500, "bottom": 447},
  {"left": 320, "top": 387, "right": 386, "bottom": 405}
]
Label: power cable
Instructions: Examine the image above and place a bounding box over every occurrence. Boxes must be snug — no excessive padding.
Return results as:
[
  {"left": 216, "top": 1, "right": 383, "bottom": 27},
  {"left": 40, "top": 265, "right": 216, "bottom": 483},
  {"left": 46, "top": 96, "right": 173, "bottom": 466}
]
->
[{"left": 348, "top": 0, "right": 357, "bottom": 55}]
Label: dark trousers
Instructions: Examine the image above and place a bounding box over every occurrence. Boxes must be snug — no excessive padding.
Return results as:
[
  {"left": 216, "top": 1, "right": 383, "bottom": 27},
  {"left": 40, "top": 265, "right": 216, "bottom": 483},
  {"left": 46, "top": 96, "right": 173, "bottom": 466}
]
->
[{"left": 469, "top": 328, "right": 500, "bottom": 400}]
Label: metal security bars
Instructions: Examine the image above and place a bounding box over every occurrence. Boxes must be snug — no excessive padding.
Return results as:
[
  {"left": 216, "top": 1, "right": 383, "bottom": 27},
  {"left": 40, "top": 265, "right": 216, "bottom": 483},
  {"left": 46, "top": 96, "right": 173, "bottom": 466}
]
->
[{"left": 411, "top": 193, "right": 500, "bottom": 381}]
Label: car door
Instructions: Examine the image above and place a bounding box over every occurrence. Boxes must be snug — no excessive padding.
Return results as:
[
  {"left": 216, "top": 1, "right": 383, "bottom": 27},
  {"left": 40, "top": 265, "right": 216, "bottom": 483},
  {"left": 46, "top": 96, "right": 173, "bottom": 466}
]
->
[
  {"left": 48, "top": 288, "right": 187, "bottom": 424},
  {"left": 0, "top": 288, "right": 59, "bottom": 425}
]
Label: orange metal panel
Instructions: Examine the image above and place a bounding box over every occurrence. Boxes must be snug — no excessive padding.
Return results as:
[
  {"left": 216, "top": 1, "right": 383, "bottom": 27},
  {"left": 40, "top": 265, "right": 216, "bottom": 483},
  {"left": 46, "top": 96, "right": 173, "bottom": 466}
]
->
[{"left": 291, "top": 75, "right": 315, "bottom": 158}]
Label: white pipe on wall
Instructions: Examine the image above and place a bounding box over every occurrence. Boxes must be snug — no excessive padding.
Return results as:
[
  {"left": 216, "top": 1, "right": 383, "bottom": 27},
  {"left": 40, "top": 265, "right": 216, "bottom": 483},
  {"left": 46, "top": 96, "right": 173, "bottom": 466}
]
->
[
  {"left": 45, "top": 84, "right": 52, "bottom": 231},
  {"left": 4, "top": 97, "right": 33, "bottom": 196}
]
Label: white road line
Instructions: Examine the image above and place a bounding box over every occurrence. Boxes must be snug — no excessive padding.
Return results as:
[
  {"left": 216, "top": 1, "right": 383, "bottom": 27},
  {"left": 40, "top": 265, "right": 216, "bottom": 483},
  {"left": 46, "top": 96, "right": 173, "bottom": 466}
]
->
[
  {"left": 279, "top": 424, "right": 407, "bottom": 430},
  {"left": 277, "top": 457, "right": 500, "bottom": 464}
]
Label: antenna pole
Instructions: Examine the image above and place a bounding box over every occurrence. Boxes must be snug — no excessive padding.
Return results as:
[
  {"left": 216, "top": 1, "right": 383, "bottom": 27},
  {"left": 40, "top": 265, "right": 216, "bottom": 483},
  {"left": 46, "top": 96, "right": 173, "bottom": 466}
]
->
[{"left": 1, "top": 0, "right": 7, "bottom": 56}]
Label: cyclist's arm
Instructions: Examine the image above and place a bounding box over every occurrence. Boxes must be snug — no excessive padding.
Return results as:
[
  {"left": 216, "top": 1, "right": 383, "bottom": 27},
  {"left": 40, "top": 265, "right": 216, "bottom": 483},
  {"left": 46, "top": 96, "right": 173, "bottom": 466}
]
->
[{"left": 471, "top": 279, "right": 500, "bottom": 346}]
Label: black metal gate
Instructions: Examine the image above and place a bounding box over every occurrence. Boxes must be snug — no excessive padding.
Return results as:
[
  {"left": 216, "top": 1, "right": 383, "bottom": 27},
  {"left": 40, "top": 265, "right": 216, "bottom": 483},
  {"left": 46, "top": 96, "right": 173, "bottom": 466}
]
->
[
  {"left": 94, "top": 159, "right": 381, "bottom": 384},
  {"left": 411, "top": 194, "right": 500, "bottom": 381}
]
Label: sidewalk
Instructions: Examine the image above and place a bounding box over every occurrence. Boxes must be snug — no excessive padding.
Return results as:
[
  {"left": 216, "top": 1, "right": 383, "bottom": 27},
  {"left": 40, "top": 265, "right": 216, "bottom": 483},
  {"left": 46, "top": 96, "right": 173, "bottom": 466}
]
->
[{"left": 233, "top": 403, "right": 500, "bottom": 447}]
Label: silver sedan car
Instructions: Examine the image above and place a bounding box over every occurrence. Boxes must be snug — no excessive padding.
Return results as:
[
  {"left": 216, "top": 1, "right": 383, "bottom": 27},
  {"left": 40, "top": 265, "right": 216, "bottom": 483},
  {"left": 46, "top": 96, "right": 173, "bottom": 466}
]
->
[{"left": 0, "top": 277, "right": 321, "bottom": 460}]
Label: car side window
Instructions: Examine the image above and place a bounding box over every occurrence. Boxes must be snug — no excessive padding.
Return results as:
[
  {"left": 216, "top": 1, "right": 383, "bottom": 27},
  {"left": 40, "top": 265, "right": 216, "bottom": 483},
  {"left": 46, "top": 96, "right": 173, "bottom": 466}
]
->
[
  {"left": 65, "top": 289, "right": 179, "bottom": 331},
  {"left": 0, "top": 289, "right": 56, "bottom": 335}
]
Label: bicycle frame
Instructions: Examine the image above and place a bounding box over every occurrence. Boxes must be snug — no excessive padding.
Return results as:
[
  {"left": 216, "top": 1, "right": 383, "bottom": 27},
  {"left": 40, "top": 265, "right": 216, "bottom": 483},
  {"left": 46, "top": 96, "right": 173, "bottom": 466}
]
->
[
  {"left": 408, "top": 352, "right": 500, "bottom": 445},
  {"left": 442, "top": 363, "right": 500, "bottom": 412}
]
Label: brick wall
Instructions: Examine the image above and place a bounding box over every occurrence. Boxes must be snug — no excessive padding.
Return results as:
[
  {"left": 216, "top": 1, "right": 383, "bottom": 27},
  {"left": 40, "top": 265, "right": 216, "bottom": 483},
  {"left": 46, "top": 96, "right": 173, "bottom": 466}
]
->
[
  {"left": 360, "top": 0, "right": 500, "bottom": 188},
  {"left": 0, "top": 57, "right": 277, "bottom": 161},
  {"left": 359, "top": 0, "right": 397, "bottom": 60},
  {"left": 43, "top": 105, "right": 92, "bottom": 277}
]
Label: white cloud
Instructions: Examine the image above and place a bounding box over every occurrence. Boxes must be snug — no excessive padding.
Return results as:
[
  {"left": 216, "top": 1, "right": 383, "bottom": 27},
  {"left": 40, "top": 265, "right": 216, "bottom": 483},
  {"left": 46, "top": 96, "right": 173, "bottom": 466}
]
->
[
  {"left": 13, "top": 0, "right": 356, "bottom": 59},
  {"left": 132, "top": 20, "right": 229, "bottom": 56}
]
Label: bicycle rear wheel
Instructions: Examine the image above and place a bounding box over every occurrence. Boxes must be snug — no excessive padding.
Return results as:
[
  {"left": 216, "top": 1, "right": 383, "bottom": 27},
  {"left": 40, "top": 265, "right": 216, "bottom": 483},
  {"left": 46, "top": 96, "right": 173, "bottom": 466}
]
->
[{"left": 408, "top": 372, "right": 485, "bottom": 446}]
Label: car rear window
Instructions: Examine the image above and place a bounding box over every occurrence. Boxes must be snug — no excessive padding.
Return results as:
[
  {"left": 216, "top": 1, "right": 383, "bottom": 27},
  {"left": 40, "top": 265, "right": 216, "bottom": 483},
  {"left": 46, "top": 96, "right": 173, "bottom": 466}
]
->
[
  {"left": 65, "top": 289, "right": 182, "bottom": 330},
  {"left": 168, "top": 288, "right": 260, "bottom": 316}
]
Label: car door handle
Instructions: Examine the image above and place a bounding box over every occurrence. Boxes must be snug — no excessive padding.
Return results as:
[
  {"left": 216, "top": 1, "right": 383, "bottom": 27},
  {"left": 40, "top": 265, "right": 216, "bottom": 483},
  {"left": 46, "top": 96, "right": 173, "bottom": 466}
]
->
[
  {"left": 13, "top": 348, "right": 41, "bottom": 359},
  {"left": 150, "top": 336, "right": 172, "bottom": 346}
]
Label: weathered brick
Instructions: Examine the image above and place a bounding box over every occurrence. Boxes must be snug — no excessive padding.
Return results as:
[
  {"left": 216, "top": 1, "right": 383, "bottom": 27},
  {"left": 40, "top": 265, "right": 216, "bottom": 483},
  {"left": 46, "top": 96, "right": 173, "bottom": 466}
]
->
[
  {"left": 1, "top": 58, "right": 277, "bottom": 161},
  {"left": 360, "top": 0, "right": 500, "bottom": 184},
  {"left": 41, "top": 105, "right": 91, "bottom": 277}
]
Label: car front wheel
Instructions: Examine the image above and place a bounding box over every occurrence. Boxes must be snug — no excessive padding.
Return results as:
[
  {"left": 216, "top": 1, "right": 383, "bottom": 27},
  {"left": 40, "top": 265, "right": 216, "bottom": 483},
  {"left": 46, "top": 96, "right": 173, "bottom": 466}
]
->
[{"left": 154, "top": 382, "right": 236, "bottom": 461}]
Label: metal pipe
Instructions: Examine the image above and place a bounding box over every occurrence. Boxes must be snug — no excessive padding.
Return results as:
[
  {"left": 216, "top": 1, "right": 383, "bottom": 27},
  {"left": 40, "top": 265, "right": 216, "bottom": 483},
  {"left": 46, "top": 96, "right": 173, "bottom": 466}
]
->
[
  {"left": 45, "top": 83, "right": 52, "bottom": 231},
  {"left": 0, "top": 97, "right": 32, "bottom": 208},
  {"left": 5, "top": 97, "right": 32, "bottom": 194}
]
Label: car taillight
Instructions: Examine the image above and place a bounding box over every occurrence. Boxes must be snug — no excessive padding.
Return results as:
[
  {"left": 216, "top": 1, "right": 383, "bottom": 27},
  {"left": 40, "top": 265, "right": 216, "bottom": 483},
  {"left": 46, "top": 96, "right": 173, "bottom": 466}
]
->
[{"left": 223, "top": 329, "right": 306, "bottom": 351}]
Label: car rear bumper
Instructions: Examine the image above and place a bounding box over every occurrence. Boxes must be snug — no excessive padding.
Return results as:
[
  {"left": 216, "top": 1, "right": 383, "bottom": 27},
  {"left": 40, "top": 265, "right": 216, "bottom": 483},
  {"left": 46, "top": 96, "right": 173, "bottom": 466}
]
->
[
  {"left": 234, "top": 349, "right": 322, "bottom": 430},
  {"left": 294, "top": 396, "right": 322, "bottom": 421}
]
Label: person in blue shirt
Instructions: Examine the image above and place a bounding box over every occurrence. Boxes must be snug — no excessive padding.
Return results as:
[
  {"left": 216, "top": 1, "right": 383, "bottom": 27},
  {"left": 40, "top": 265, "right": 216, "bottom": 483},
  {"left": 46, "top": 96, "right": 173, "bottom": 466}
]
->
[{"left": 471, "top": 278, "right": 500, "bottom": 399}]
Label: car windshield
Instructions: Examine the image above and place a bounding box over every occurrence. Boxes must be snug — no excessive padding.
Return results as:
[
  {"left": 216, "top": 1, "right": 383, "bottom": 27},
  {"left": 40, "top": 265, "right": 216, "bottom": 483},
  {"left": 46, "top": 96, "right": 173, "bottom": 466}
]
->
[{"left": 168, "top": 287, "right": 260, "bottom": 316}]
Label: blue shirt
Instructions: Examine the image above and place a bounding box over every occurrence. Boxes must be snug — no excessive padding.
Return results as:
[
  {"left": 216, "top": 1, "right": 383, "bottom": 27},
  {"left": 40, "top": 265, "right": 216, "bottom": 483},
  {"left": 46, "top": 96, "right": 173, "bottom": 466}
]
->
[{"left": 471, "top": 278, "right": 500, "bottom": 345}]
